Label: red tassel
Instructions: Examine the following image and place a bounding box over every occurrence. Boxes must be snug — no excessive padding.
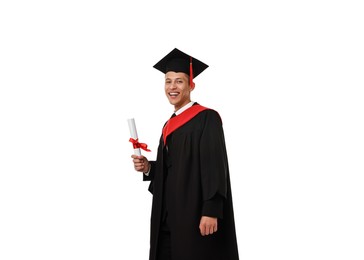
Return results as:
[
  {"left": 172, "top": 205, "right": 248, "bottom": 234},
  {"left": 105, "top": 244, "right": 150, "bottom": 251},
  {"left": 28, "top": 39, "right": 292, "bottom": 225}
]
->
[{"left": 189, "top": 57, "right": 195, "bottom": 87}]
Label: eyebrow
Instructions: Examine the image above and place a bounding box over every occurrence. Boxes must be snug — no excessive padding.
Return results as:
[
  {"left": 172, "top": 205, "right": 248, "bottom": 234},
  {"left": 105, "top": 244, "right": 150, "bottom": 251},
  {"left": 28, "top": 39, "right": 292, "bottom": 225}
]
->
[{"left": 165, "top": 77, "right": 185, "bottom": 81}]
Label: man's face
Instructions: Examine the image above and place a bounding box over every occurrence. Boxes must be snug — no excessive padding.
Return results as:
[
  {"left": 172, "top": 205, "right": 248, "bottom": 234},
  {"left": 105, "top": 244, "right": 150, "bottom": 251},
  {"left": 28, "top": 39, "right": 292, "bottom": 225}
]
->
[{"left": 165, "top": 71, "right": 194, "bottom": 111}]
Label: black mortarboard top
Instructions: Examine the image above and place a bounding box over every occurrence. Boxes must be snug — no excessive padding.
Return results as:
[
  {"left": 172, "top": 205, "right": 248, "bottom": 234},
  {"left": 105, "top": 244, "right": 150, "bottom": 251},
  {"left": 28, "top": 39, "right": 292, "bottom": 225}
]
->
[{"left": 153, "top": 48, "right": 209, "bottom": 86}]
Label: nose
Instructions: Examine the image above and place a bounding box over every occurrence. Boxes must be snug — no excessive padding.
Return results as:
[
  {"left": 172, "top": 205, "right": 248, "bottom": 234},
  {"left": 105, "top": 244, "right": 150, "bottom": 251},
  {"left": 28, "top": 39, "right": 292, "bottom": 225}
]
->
[{"left": 170, "top": 81, "right": 177, "bottom": 89}]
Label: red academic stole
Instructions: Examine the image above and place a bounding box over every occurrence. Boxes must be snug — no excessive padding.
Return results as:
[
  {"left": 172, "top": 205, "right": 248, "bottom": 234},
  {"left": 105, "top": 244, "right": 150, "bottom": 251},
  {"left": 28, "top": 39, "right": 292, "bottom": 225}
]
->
[{"left": 162, "top": 104, "right": 209, "bottom": 145}]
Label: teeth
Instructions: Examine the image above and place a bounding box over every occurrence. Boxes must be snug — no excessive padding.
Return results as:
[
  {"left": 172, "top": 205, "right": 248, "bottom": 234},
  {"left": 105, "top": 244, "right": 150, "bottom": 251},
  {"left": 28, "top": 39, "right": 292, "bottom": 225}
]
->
[{"left": 170, "top": 93, "right": 178, "bottom": 96}]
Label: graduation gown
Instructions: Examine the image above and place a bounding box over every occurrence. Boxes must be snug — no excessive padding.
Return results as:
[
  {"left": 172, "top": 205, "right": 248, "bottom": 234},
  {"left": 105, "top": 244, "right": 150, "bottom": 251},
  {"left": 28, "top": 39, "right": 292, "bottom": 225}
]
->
[{"left": 143, "top": 104, "right": 239, "bottom": 260}]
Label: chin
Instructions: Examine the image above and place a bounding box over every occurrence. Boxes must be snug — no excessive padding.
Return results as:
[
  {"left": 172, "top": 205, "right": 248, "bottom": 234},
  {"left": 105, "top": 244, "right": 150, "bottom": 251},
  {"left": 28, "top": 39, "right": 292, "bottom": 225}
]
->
[{"left": 168, "top": 98, "right": 179, "bottom": 106}]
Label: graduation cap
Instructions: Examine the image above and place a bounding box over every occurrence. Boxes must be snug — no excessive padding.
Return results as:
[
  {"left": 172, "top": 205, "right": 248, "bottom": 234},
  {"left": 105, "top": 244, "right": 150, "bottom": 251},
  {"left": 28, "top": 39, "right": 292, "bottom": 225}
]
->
[{"left": 153, "top": 48, "right": 209, "bottom": 87}]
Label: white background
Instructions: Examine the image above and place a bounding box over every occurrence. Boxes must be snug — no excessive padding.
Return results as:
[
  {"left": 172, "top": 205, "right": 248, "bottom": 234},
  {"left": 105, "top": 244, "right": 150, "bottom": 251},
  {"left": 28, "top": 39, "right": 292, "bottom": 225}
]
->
[{"left": 1, "top": 0, "right": 363, "bottom": 259}]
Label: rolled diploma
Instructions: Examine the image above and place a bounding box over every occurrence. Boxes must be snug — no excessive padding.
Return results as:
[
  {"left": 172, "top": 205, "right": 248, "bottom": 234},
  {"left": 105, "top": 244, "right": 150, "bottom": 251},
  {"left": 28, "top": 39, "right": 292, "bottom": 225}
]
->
[{"left": 127, "top": 118, "right": 141, "bottom": 156}]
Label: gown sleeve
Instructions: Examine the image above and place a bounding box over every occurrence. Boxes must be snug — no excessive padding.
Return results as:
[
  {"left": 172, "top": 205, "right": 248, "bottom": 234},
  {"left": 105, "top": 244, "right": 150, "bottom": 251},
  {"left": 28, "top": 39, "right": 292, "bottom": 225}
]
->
[
  {"left": 143, "top": 161, "right": 156, "bottom": 194},
  {"left": 201, "top": 194, "right": 224, "bottom": 219},
  {"left": 200, "top": 110, "right": 228, "bottom": 217}
]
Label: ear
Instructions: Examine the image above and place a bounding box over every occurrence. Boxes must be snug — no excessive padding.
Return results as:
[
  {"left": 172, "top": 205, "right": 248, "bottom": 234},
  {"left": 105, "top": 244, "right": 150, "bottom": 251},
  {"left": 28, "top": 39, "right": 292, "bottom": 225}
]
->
[{"left": 190, "top": 82, "right": 195, "bottom": 91}]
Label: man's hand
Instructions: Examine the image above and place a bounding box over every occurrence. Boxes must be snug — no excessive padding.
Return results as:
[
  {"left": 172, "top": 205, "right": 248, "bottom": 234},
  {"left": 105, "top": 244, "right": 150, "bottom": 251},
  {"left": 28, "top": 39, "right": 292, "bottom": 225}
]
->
[
  {"left": 131, "top": 155, "right": 149, "bottom": 173},
  {"left": 199, "top": 216, "right": 218, "bottom": 236}
]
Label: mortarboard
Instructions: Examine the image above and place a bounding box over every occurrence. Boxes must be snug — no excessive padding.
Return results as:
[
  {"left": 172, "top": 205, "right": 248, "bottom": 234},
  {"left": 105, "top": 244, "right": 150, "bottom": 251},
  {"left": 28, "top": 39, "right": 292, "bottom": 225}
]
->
[{"left": 153, "top": 48, "right": 209, "bottom": 87}]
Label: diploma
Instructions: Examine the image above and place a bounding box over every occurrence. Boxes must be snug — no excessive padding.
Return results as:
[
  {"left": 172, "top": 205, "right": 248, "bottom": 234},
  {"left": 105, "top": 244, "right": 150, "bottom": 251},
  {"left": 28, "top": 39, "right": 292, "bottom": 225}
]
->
[{"left": 127, "top": 118, "right": 151, "bottom": 156}]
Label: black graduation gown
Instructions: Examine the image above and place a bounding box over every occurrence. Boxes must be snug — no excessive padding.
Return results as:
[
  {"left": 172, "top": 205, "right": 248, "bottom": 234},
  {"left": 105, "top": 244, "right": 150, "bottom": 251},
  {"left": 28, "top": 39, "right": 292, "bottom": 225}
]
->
[{"left": 143, "top": 107, "right": 239, "bottom": 260}]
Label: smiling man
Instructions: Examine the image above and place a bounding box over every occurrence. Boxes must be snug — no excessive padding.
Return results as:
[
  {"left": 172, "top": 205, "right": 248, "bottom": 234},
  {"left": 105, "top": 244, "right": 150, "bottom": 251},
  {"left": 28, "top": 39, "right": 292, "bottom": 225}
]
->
[{"left": 131, "top": 48, "right": 239, "bottom": 260}]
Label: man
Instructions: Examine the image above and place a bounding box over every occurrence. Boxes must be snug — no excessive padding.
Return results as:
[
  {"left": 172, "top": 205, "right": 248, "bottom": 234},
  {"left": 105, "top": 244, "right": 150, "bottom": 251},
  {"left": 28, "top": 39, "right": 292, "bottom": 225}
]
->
[{"left": 131, "top": 48, "right": 239, "bottom": 260}]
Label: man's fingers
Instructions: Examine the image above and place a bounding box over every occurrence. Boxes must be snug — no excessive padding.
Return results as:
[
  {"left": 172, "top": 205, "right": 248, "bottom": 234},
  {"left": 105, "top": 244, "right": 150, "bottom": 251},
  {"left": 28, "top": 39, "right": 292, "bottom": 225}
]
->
[
  {"left": 131, "top": 156, "right": 147, "bottom": 172},
  {"left": 134, "top": 163, "right": 145, "bottom": 171},
  {"left": 199, "top": 222, "right": 218, "bottom": 236},
  {"left": 131, "top": 155, "right": 150, "bottom": 173},
  {"left": 208, "top": 224, "right": 217, "bottom": 235},
  {"left": 199, "top": 223, "right": 205, "bottom": 236},
  {"left": 209, "top": 225, "right": 214, "bottom": 235}
]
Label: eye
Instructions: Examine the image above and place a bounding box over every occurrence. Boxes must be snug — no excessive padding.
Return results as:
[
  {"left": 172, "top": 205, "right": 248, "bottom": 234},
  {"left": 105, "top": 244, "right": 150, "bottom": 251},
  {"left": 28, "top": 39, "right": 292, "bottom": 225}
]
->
[{"left": 177, "top": 80, "right": 183, "bottom": 84}]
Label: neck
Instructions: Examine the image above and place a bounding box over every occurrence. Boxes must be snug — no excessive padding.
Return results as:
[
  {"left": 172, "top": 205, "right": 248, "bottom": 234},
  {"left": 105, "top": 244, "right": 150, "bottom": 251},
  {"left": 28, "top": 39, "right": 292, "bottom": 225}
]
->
[{"left": 174, "top": 101, "right": 195, "bottom": 115}]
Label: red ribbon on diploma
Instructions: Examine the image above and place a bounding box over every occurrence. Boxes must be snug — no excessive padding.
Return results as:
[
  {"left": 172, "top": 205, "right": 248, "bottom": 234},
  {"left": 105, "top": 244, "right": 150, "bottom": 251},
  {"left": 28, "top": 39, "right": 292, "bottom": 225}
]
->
[{"left": 129, "top": 138, "right": 151, "bottom": 152}]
